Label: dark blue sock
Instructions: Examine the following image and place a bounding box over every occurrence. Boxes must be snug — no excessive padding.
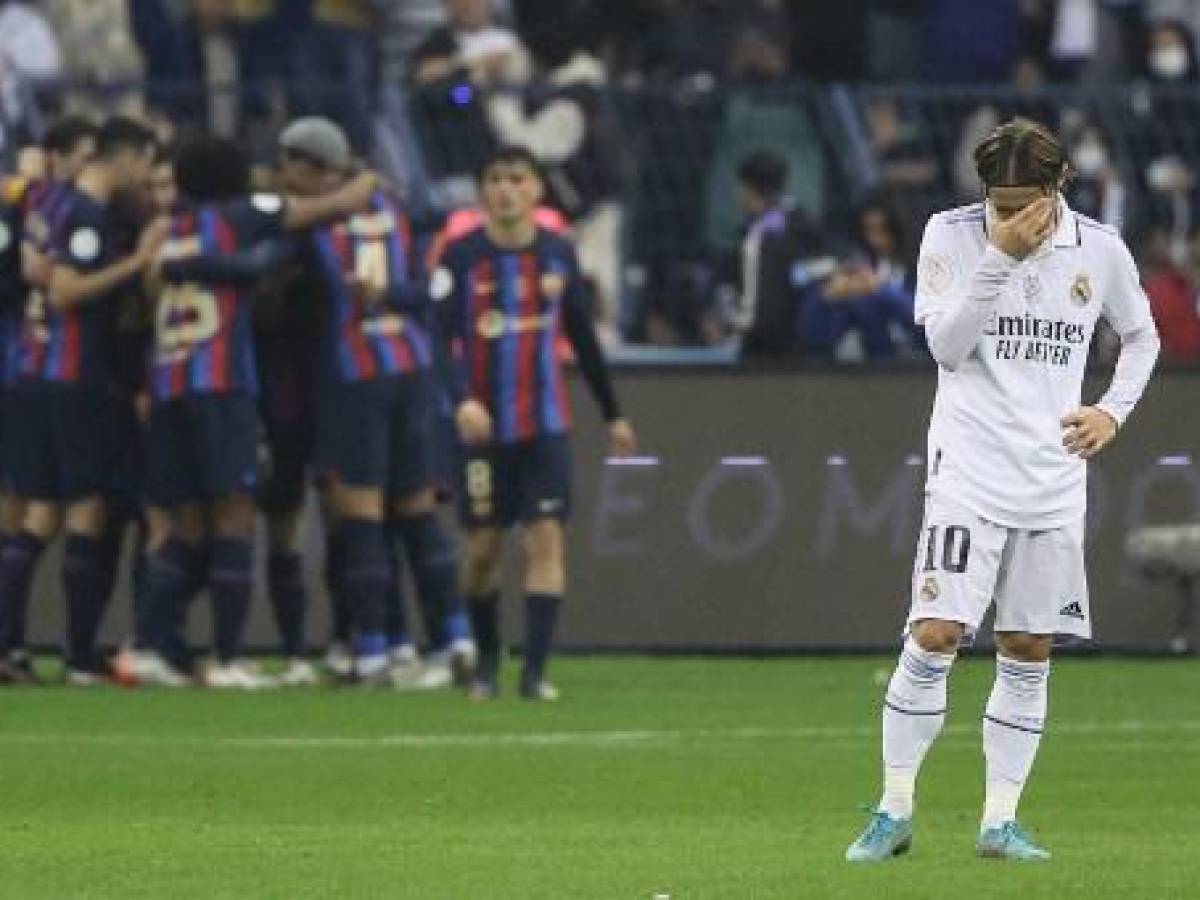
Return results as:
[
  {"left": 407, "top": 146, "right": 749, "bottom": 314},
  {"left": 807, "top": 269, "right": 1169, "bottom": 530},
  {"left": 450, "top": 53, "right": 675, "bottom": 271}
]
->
[
  {"left": 138, "top": 538, "right": 194, "bottom": 658},
  {"left": 0, "top": 532, "right": 46, "bottom": 654},
  {"left": 210, "top": 538, "right": 254, "bottom": 664},
  {"left": 131, "top": 522, "right": 149, "bottom": 633},
  {"left": 394, "top": 513, "right": 467, "bottom": 651},
  {"left": 383, "top": 538, "right": 411, "bottom": 651},
  {"left": 523, "top": 593, "right": 562, "bottom": 682},
  {"left": 340, "top": 518, "right": 390, "bottom": 657},
  {"left": 137, "top": 540, "right": 187, "bottom": 652},
  {"left": 325, "top": 533, "right": 351, "bottom": 644},
  {"left": 468, "top": 591, "right": 501, "bottom": 680},
  {"left": 63, "top": 534, "right": 111, "bottom": 672},
  {"left": 268, "top": 551, "right": 307, "bottom": 658}
]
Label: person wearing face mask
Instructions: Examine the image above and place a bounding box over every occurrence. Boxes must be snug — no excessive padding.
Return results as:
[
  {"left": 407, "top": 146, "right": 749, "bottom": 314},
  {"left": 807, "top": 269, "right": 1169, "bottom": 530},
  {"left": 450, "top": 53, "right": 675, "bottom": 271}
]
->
[
  {"left": 1145, "top": 20, "right": 1198, "bottom": 82},
  {"left": 1066, "top": 125, "right": 1126, "bottom": 230}
]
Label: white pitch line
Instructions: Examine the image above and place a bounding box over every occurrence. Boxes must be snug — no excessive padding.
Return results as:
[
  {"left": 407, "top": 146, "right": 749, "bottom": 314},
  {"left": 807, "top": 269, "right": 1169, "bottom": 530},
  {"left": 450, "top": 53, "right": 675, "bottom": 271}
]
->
[{"left": 0, "top": 720, "right": 1197, "bottom": 751}]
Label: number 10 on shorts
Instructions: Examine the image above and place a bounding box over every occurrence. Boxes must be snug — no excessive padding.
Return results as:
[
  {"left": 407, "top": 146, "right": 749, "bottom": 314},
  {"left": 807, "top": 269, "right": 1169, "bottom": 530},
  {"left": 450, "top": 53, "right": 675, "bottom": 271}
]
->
[{"left": 922, "top": 525, "right": 972, "bottom": 574}]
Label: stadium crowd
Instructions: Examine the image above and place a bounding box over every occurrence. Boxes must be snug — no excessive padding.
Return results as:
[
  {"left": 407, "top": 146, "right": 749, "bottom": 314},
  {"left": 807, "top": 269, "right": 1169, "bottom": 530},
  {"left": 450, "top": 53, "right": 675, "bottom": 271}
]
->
[{"left": 3, "top": 1, "right": 1200, "bottom": 359}]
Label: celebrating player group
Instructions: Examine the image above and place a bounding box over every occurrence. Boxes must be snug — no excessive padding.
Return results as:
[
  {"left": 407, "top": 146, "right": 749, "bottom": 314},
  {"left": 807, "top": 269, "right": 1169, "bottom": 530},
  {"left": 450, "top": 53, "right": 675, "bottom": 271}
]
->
[{"left": 0, "top": 113, "right": 636, "bottom": 700}]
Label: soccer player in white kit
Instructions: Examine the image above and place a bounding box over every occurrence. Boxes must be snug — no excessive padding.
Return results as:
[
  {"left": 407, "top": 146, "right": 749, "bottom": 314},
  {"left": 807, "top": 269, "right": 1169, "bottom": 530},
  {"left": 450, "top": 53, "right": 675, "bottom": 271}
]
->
[{"left": 846, "top": 119, "right": 1160, "bottom": 862}]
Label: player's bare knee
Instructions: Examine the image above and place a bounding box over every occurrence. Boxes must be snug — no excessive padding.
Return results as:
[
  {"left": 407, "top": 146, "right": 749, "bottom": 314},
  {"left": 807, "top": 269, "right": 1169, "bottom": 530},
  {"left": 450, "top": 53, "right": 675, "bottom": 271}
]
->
[
  {"left": 212, "top": 494, "right": 257, "bottom": 540},
  {"left": 22, "top": 501, "right": 62, "bottom": 541},
  {"left": 910, "top": 619, "right": 964, "bottom": 654},
  {"left": 464, "top": 530, "right": 503, "bottom": 593},
  {"left": 996, "top": 631, "right": 1053, "bottom": 662},
  {"left": 64, "top": 498, "right": 105, "bottom": 538}
]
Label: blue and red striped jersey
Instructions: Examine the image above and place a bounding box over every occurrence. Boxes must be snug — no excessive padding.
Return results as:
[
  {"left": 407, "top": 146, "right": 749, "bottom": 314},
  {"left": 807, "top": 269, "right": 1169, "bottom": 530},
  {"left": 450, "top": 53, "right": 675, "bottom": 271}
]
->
[
  {"left": 17, "top": 182, "right": 116, "bottom": 385},
  {"left": 309, "top": 191, "right": 431, "bottom": 384},
  {"left": 150, "top": 194, "right": 287, "bottom": 401},
  {"left": 0, "top": 176, "right": 38, "bottom": 385},
  {"left": 434, "top": 227, "right": 588, "bottom": 444}
]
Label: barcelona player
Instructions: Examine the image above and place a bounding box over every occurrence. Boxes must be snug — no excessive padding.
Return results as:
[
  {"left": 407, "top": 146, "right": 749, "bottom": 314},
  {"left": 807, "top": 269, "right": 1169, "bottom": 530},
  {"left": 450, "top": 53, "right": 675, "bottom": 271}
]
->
[
  {"left": 129, "top": 136, "right": 378, "bottom": 688},
  {"left": 0, "top": 117, "right": 163, "bottom": 682},
  {"left": 432, "top": 145, "right": 637, "bottom": 700},
  {"left": 0, "top": 117, "right": 97, "bottom": 683},
  {"left": 277, "top": 117, "right": 475, "bottom": 685}
]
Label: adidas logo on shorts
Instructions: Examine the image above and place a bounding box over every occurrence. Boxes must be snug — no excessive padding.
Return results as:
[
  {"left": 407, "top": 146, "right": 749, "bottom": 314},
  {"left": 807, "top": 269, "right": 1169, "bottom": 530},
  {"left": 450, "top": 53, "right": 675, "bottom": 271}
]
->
[{"left": 1059, "top": 600, "right": 1085, "bottom": 620}]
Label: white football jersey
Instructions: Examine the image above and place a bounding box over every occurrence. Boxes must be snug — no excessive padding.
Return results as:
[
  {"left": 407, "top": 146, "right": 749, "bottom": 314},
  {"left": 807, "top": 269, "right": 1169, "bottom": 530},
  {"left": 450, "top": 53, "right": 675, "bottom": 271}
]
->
[{"left": 914, "top": 196, "right": 1156, "bottom": 529}]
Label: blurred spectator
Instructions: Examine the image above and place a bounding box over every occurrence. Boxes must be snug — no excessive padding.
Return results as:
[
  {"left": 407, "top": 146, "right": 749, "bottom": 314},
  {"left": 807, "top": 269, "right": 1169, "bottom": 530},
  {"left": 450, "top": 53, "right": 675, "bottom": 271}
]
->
[
  {"left": 1065, "top": 122, "right": 1128, "bottom": 229},
  {"left": 1146, "top": 1, "right": 1200, "bottom": 52},
  {"left": 41, "top": 1, "right": 144, "bottom": 110},
  {"left": 730, "top": 150, "right": 828, "bottom": 357},
  {"left": 487, "top": 23, "right": 625, "bottom": 344},
  {"left": 1141, "top": 228, "right": 1200, "bottom": 360},
  {"left": 0, "top": 1, "right": 63, "bottom": 153},
  {"left": 374, "top": 0, "right": 446, "bottom": 84},
  {"left": 1141, "top": 154, "right": 1199, "bottom": 265},
  {"left": 136, "top": 0, "right": 274, "bottom": 148},
  {"left": 586, "top": 0, "right": 737, "bottom": 86},
  {"left": 1047, "top": 0, "right": 1141, "bottom": 82},
  {"left": 289, "top": 1, "right": 380, "bottom": 151},
  {"left": 704, "top": 23, "right": 826, "bottom": 252},
  {"left": 411, "top": 0, "right": 527, "bottom": 89},
  {"left": 1142, "top": 18, "right": 1199, "bottom": 83},
  {"left": 408, "top": 0, "right": 527, "bottom": 194},
  {"left": 863, "top": 98, "right": 939, "bottom": 223},
  {"left": 798, "top": 195, "right": 919, "bottom": 362}
]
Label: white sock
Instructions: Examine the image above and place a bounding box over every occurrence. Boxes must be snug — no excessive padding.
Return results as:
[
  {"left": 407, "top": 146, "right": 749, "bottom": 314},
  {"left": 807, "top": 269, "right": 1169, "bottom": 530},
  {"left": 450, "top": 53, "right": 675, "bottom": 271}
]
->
[
  {"left": 357, "top": 653, "right": 390, "bottom": 677},
  {"left": 982, "top": 654, "right": 1049, "bottom": 829},
  {"left": 878, "top": 637, "right": 956, "bottom": 819}
]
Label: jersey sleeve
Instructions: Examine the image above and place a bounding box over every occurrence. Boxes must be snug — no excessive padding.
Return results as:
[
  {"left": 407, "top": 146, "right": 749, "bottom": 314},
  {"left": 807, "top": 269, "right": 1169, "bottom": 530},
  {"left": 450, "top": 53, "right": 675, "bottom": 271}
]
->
[
  {"left": 1101, "top": 237, "right": 1156, "bottom": 336},
  {"left": 52, "top": 204, "right": 108, "bottom": 273},
  {"left": 913, "top": 214, "right": 967, "bottom": 325}
]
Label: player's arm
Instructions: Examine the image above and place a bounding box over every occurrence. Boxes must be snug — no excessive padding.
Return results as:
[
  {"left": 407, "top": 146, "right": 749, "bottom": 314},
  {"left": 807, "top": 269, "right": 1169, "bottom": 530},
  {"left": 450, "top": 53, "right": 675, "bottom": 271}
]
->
[
  {"left": 161, "top": 238, "right": 293, "bottom": 286},
  {"left": 282, "top": 171, "right": 380, "bottom": 231},
  {"left": 46, "top": 217, "right": 171, "bottom": 311},
  {"left": 1062, "top": 240, "right": 1160, "bottom": 459},
  {"left": 428, "top": 249, "right": 491, "bottom": 444},
  {"left": 919, "top": 198, "right": 1054, "bottom": 370},
  {"left": 560, "top": 263, "right": 637, "bottom": 457}
]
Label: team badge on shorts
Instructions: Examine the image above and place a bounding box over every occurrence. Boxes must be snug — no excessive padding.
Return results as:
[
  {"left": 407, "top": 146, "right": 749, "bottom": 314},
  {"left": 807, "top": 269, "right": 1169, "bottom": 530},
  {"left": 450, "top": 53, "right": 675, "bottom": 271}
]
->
[
  {"left": 540, "top": 272, "right": 567, "bottom": 299},
  {"left": 1070, "top": 273, "right": 1092, "bottom": 306},
  {"left": 919, "top": 576, "right": 940, "bottom": 602}
]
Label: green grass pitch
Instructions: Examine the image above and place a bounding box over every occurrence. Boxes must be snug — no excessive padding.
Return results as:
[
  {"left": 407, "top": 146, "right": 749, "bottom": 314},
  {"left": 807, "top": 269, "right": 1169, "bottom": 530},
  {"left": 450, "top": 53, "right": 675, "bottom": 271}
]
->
[{"left": 1, "top": 656, "right": 1197, "bottom": 898}]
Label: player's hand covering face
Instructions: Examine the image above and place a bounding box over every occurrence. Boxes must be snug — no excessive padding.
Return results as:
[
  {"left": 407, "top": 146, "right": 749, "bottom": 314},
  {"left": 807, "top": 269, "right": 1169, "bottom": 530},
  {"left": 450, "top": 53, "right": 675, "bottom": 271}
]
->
[
  {"left": 986, "top": 189, "right": 1055, "bottom": 260},
  {"left": 1061, "top": 407, "right": 1118, "bottom": 459}
]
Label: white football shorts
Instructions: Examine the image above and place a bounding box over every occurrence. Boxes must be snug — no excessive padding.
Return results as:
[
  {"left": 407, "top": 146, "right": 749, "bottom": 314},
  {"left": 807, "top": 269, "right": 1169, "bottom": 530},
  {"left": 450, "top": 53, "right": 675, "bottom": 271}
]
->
[{"left": 906, "top": 492, "right": 1091, "bottom": 640}]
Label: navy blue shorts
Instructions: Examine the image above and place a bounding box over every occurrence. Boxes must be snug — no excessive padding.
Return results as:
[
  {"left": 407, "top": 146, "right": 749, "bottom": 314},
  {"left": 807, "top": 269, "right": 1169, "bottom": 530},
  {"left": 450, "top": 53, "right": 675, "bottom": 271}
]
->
[
  {"left": 7, "top": 381, "right": 127, "bottom": 502},
  {"left": 146, "top": 393, "right": 260, "bottom": 507},
  {"left": 317, "top": 373, "right": 435, "bottom": 497},
  {"left": 457, "top": 434, "right": 572, "bottom": 530},
  {"left": 256, "top": 346, "right": 315, "bottom": 515}
]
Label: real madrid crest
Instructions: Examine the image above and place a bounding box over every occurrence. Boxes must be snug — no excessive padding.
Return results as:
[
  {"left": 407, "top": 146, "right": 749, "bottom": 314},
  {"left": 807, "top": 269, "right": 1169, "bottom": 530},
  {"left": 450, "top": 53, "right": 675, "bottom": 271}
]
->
[
  {"left": 920, "top": 576, "right": 940, "bottom": 602},
  {"left": 1070, "top": 273, "right": 1092, "bottom": 306}
]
